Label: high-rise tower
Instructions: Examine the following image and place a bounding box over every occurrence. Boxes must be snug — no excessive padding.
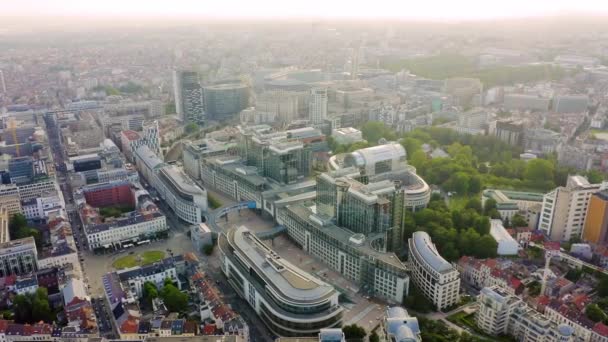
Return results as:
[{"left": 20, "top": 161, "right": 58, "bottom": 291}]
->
[{"left": 172, "top": 70, "right": 205, "bottom": 124}]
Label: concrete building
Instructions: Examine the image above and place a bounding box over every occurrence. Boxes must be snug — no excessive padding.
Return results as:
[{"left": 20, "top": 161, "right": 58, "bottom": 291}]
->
[
  {"left": 476, "top": 286, "right": 523, "bottom": 336},
  {"left": 382, "top": 307, "right": 421, "bottom": 342},
  {"left": 503, "top": 94, "right": 551, "bottom": 112},
  {"left": 331, "top": 127, "right": 363, "bottom": 145},
  {"left": 540, "top": 175, "right": 605, "bottom": 241},
  {"left": 135, "top": 145, "right": 208, "bottom": 224},
  {"left": 203, "top": 83, "right": 250, "bottom": 121},
  {"left": 553, "top": 95, "right": 589, "bottom": 114},
  {"left": 477, "top": 286, "right": 577, "bottom": 342},
  {"left": 495, "top": 120, "right": 524, "bottom": 147},
  {"left": 182, "top": 138, "right": 237, "bottom": 180},
  {"left": 342, "top": 143, "right": 408, "bottom": 177},
  {"left": 0, "top": 237, "right": 37, "bottom": 277},
  {"left": 116, "top": 255, "right": 184, "bottom": 298},
  {"left": 0, "top": 207, "right": 9, "bottom": 244},
  {"left": 316, "top": 165, "right": 430, "bottom": 252},
  {"left": 582, "top": 191, "right": 608, "bottom": 244},
  {"left": 481, "top": 189, "right": 545, "bottom": 221},
  {"left": 407, "top": 231, "right": 460, "bottom": 310},
  {"left": 255, "top": 91, "right": 300, "bottom": 124},
  {"left": 218, "top": 226, "right": 343, "bottom": 337},
  {"left": 278, "top": 203, "right": 410, "bottom": 303},
  {"left": 190, "top": 223, "right": 213, "bottom": 252},
  {"left": 173, "top": 70, "right": 205, "bottom": 124},
  {"left": 524, "top": 128, "right": 562, "bottom": 154},
  {"left": 0, "top": 184, "right": 22, "bottom": 215},
  {"left": 200, "top": 156, "right": 266, "bottom": 206},
  {"left": 490, "top": 220, "right": 520, "bottom": 255},
  {"left": 309, "top": 88, "right": 328, "bottom": 125},
  {"left": 78, "top": 182, "right": 168, "bottom": 250}
]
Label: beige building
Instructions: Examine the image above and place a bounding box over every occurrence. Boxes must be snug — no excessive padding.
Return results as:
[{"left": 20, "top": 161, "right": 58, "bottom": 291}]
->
[
  {"left": 540, "top": 175, "right": 604, "bottom": 241},
  {"left": 0, "top": 184, "right": 22, "bottom": 216}
]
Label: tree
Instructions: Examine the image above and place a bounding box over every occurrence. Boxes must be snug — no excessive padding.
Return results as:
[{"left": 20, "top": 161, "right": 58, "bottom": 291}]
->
[
  {"left": 361, "top": 121, "right": 396, "bottom": 144},
  {"left": 465, "top": 198, "right": 482, "bottom": 214},
  {"left": 342, "top": 324, "right": 366, "bottom": 341},
  {"left": 469, "top": 175, "right": 482, "bottom": 194},
  {"left": 483, "top": 198, "right": 497, "bottom": 216},
  {"left": 524, "top": 159, "right": 555, "bottom": 184},
  {"left": 203, "top": 244, "right": 214, "bottom": 256},
  {"left": 586, "top": 304, "right": 607, "bottom": 323},
  {"left": 160, "top": 284, "right": 188, "bottom": 313},
  {"left": 369, "top": 331, "right": 380, "bottom": 342},
  {"left": 598, "top": 276, "right": 608, "bottom": 297},
  {"left": 587, "top": 170, "right": 605, "bottom": 184},
  {"left": 475, "top": 235, "right": 498, "bottom": 258},
  {"left": 143, "top": 282, "right": 159, "bottom": 305},
  {"left": 13, "top": 288, "right": 53, "bottom": 324},
  {"left": 511, "top": 214, "right": 528, "bottom": 228},
  {"left": 185, "top": 123, "right": 199, "bottom": 134}
]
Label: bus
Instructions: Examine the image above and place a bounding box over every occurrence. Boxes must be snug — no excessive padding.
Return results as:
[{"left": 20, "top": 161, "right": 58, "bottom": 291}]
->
[
  {"left": 137, "top": 240, "right": 150, "bottom": 245},
  {"left": 122, "top": 243, "right": 134, "bottom": 249}
]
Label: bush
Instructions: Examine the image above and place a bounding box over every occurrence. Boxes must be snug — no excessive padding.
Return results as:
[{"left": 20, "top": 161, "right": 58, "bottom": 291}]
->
[
  {"left": 203, "top": 244, "right": 214, "bottom": 255},
  {"left": 208, "top": 193, "right": 223, "bottom": 209}
]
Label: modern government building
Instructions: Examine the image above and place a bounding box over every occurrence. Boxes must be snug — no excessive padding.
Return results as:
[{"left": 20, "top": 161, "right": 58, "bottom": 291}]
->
[
  {"left": 407, "top": 231, "right": 460, "bottom": 310},
  {"left": 135, "top": 145, "right": 208, "bottom": 224},
  {"left": 219, "top": 225, "right": 343, "bottom": 337}
]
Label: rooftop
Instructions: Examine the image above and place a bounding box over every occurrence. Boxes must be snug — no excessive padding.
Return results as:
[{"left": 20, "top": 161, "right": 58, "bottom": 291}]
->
[
  {"left": 226, "top": 226, "right": 336, "bottom": 302},
  {"left": 411, "top": 231, "right": 454, "bottom": 273},
  {"left": 286, "top": 204, "right": 407, "bottom": 269}
]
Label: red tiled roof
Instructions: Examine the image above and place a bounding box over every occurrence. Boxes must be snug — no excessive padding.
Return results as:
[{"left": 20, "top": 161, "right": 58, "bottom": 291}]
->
[
  {"left": 544, "top": 241, "right": 561, "bottom": 251},
  {"left": 594, "top": 323, "right": 608, "bottom": 337},
  {"left": 510, "top": 277, "right": 522, "bottom": 289},
  {"left": 120, "top": 317, "right": 139, "bottom": 334}
]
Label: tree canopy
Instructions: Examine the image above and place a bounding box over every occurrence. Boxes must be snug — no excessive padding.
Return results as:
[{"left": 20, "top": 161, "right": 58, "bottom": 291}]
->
[
  {"left": 160, "top": 283, "right": 188, "bottom": 313},
  {"left": 13, "top": 288, "right": 53, "bottom": 324},
  {"left": 342, "top": 324, "right": 366, "bottom": 341}
]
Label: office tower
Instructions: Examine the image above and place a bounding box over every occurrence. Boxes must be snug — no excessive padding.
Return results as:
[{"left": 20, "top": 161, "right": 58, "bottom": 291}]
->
[
  {"left": 540, "top": 175, "right": 604, "bottom": 241},
  {"left": 8, "top": 156, "right": 34, "bottom": 184},
  {"left": 309, "top": 88, "right": 328, "bottom": 125},
  {"left": 255, "top": 91, "right": 299, "bottom": 124},
  {"left": 408, "top": 231, "right": 460, "bottom": 310},
  {"left": 0, "top": 70, "right": 5, "bottom": 94},
  {"left": 203, "top": 83, "right": 250, "bottom": 121},
  {"left": 582, "top": 191, "right": 608, "bottom": 244},
  {"left": 173, "top": 70, "right": 205, "bottom": 124},
  {"left": 495, "top": 120, "right": 524, "bottom": 146}
]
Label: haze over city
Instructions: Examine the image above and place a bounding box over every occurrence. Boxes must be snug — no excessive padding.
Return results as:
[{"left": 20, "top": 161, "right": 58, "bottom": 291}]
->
[{"left": 4, "top": 2, "right": 608, "bottom": 342}]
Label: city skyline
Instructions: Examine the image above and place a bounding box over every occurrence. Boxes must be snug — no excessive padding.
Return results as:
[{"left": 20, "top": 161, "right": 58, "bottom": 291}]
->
[{"left": 3, "top": 0, "right": 608, "bottom": 20}]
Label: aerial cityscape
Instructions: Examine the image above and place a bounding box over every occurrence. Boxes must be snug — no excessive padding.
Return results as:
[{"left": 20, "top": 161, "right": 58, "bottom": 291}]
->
[{"left": 4, "top": 2, "right": 608, "bottom": 342}]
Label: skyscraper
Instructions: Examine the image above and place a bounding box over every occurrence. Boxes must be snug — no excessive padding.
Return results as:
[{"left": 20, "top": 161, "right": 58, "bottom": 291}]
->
[
  {"left": 172, "top": 70, "right": 205, "bottom": 124},
  {"left": 0, "top": 70, "right": 6, "bottom": 94},
  {"left": 309, "top": 88, "right": 328, "bottom": 125}
]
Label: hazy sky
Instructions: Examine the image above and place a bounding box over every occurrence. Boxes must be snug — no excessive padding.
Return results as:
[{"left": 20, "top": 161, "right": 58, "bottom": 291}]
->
[{"left": 3, "top": 0, "right": 608, "bottom": 20}]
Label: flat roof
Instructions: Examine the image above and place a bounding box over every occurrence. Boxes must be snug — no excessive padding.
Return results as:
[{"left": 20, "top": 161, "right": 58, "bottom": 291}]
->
[
  {"left": 160, "top": 165, "right": 205, "bottom": 196},
  {"left": 286, "top": 204, "right": 406, "bottom": 269},
  {"left": 228, "top": 225, "right": 336, "bottom": 302}
]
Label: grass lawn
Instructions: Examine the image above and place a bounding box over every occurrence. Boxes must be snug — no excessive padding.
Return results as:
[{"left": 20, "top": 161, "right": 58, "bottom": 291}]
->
[
  {"left": 447, "top": 195, "right": 470, "bottom": 211},
  {"left": 112, "top": 250, "right": 165, "bottom": 269}
]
